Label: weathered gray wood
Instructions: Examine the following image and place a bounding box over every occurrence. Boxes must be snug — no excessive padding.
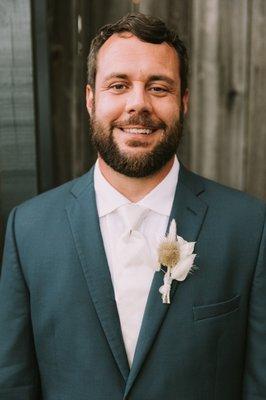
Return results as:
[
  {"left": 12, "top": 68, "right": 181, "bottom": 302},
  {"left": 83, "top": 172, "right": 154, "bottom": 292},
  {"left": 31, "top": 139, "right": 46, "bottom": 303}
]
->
[
  {"left": 31, "top": 0, "right": 54, "bottom": 192},
  {"left": 139, "top": 0, "right": 171, "bottom": 19},
  {"left": 246, "top": 0, "right": 266, "bottom": 199},
  {"left": 47, "top": 0, "right": 83, "bottom": 184},
  {"left": 189, "top": 0, "right": 249, "bottom": 190},
  {"left": 0, "top": 0, "right": 37, "bottom": 257}
]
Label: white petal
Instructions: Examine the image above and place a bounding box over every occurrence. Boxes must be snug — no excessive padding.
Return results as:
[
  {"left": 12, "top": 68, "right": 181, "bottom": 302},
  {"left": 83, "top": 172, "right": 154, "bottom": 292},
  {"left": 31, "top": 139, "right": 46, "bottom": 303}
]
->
[
  {"left": 177, "top": 235, "right": 187, "bottom": 246},
  {"left": 168, "top": 219, "right": 177, "bottom": 241},
  {"left": 159, "top": 281, "right": 171, "bottom": 294},
  {"left": 171, "top": 254, "right": 196, "bottom": 281},
  {"left": 180, "top": 241, "right": 196, "bottom": 258},
  {"left": 159, "top": 285, "right": 166, "bottom": 295}
]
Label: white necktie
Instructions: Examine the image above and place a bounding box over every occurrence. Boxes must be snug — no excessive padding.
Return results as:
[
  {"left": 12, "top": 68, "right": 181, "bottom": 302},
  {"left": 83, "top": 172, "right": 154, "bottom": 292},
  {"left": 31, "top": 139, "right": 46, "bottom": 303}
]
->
[{"left": 114, "top": 204, "right": 154, "bottom": 366}]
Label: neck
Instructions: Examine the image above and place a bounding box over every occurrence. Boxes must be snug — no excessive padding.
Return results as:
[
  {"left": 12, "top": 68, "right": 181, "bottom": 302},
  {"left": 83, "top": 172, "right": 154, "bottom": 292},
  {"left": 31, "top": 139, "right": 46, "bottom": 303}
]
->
[{"left": 98, "top": 156, "right": 175, "bottom": 202}]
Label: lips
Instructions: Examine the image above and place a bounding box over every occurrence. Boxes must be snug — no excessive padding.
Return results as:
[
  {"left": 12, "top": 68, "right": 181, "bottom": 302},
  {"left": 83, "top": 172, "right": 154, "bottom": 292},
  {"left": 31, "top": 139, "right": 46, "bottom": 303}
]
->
[
  {"left": 113, "top": 117, "right": 166, "bottom": 135},
  {"left": 121, "top": 127, "right": 154, "bottom": 135}
]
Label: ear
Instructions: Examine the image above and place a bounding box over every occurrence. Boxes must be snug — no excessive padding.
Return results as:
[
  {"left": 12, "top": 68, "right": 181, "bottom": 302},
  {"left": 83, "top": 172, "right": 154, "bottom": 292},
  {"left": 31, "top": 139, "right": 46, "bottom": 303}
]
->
[
  {"left": 86, "top": 84, "right": 94, "bottom": 117},
  {"left": 182, "top": 89, "right": 189, "bottom": 115}
]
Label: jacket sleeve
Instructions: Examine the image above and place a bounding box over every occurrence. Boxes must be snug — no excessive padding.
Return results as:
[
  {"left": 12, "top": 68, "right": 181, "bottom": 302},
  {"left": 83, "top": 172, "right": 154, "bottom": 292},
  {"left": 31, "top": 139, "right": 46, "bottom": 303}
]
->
[
  {"left": 0, "top": 208, "right": 41, "bottom": 399},
  {"left": 242, "top": 207, "right": 266, "bottom": 399}
]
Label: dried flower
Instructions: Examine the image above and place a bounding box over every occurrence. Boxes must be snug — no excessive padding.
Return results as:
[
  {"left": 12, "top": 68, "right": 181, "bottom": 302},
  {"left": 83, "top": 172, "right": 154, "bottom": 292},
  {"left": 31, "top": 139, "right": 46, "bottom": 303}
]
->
[
  {"left": 157, "top": 219, "right": 197, "bottom": 304},
  {"left": 158, "top": 241, "right": 180, "bottom": 268}
]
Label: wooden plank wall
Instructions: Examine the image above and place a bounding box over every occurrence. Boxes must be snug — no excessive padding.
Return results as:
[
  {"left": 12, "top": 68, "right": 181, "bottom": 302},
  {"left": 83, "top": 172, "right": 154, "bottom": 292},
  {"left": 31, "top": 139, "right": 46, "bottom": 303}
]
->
[
  {"left": 0, "top": 0, "right": 37, "bottom": 257},
  {"left": 189, "top": 0, "right": 249, "bottom": 189},
  {"left": 47, "top": 0, "right": 90, "bottom": 184},
  {"left": 246, "top": 0, "right": 266, "bottom": 199},
  {"left": 139, "top": 0, "right": 265, "bottom": 199}
]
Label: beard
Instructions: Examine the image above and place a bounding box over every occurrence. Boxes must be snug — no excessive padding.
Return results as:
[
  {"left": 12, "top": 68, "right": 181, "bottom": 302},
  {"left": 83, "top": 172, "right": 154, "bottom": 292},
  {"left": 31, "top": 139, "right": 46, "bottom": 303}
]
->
[{"left": 90, "top": 111, "right": 184, "bottom": 178}]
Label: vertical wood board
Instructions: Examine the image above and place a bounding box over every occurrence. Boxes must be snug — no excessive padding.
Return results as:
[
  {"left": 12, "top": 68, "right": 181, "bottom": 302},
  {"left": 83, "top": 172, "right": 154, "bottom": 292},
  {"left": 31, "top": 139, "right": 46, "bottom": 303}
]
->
[
  {"left": 246, "top": 0, "right": 266, "bottom": 198},
  {"left": 0, "top": 0, "right": 37, "bottom": 258},
  {"left": 0, "top": 0, "right": 36, "bottom": 172},
  {"left": 190, "top": 0, "right": 220, "bottom": 177},
  {"left": 190, "top": 0, "right": 249, "bottom": 191}
]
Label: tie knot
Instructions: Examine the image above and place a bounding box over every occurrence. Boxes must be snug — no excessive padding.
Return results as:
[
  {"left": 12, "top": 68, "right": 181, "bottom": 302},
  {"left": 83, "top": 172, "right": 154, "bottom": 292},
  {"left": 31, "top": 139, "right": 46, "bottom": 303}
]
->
[{"left": 118, "top": 204, "right": 149, "bottom": 232}]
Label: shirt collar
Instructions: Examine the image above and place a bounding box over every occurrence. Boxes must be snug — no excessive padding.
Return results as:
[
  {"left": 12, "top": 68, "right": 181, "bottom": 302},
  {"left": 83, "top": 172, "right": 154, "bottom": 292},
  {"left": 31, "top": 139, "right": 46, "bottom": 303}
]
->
[
  {"left": 94, "top": 161, "right": 129, "bottom": 217},
  {"left": 138, "top": 156, "right": 179, "bottom": 216},
  {"left": 94, "top": 156, "right": 179, "bottom": 218}
]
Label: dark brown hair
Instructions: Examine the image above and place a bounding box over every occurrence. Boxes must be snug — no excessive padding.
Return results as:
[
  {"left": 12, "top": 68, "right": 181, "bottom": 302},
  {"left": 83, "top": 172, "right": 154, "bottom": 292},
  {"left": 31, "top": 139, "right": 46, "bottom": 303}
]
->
[{"left": 87, "top": 13, "right": 188, "bottom": 96}]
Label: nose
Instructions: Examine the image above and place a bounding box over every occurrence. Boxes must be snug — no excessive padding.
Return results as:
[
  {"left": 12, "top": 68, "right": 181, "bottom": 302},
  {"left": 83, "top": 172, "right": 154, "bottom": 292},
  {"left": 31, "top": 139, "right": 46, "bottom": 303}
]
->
[{"left": 125, "top": 85, "right": 152, "bottom": 115}]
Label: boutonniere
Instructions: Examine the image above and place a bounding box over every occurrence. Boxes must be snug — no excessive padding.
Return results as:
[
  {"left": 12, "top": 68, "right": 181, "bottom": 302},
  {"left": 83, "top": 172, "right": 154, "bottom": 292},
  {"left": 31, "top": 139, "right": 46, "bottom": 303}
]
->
[{"left": 157, "top": 219, "right": 197, "bottom": 304}]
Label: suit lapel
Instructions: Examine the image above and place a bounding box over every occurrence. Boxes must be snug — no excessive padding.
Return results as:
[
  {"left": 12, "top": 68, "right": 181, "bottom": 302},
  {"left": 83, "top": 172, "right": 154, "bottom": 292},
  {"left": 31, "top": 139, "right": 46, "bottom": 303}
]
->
[
  {"left": 124, "top": 164, "right": 208, "bottom": 398},
  {"left": 65, "top": 168, "right": 130, "bottom": 381}
]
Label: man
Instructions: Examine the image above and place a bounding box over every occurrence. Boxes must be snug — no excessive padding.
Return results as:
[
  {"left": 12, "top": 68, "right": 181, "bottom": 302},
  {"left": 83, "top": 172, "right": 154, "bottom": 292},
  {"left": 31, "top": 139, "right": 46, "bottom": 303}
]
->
[{"left": 0, "top": 13, "right": 265, "bottom": 400}]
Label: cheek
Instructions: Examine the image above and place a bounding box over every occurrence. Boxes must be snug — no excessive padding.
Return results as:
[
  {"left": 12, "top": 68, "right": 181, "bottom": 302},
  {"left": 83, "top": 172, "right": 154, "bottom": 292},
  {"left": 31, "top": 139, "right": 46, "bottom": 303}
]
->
[
  {"left": 153, "top": 100, "right": 181, "bottom": 124},
  {"left": 95, "top": 94, "right": 125, "bottom": 121}
]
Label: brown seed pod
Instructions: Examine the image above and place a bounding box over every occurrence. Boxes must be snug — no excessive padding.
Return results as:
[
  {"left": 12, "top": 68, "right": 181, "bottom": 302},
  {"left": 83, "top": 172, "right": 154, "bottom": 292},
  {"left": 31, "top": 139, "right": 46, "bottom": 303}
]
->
[{"left": 158, "top": 241, "right": 180, "bottom": 268}]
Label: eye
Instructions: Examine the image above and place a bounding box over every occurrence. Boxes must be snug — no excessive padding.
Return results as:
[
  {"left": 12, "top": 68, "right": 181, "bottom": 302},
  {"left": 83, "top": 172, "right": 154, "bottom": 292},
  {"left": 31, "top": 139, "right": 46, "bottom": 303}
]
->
[
  {"left": 109, "top": 83, "right": 128, "bottom": 92},
  {"left": 149, "top": 86, "right": 169, "bottom": 95}
]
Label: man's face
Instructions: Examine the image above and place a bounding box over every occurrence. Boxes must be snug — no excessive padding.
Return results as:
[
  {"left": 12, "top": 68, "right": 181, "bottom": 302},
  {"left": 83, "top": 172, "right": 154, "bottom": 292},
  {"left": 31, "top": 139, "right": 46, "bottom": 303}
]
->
[{"left": 86, "top": 33, "right": 188, "bottom": 177}]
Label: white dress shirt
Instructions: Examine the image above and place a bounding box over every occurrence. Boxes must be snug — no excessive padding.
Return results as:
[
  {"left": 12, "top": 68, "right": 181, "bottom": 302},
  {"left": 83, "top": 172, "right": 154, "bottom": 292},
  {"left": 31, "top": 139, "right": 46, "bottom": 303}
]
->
[{"left": 94, "top": 156, "right": 179, "bottom": 366}]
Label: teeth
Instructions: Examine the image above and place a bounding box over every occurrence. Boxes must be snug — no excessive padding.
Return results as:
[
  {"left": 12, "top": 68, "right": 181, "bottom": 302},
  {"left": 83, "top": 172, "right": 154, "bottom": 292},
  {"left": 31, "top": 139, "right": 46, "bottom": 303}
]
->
[{"left": 122, "top": 128, "right": 153, "bottom": 135}]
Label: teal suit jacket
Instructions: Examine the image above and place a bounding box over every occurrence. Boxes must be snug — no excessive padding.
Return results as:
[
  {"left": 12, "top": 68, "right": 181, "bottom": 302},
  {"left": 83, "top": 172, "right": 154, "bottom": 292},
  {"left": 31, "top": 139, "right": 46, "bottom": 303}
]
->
[{"left": 0, "top": 164, "right": 265, "bottom": 399}]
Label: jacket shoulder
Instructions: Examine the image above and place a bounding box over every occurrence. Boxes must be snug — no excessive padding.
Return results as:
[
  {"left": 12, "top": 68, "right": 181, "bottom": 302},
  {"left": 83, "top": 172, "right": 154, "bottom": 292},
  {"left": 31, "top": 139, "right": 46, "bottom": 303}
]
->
[
  {"left": 180, "top": 166, "right": 266, "bottom": 217},
  {"left": 11, "top": 169, "right": 94, "bottom": 229}
]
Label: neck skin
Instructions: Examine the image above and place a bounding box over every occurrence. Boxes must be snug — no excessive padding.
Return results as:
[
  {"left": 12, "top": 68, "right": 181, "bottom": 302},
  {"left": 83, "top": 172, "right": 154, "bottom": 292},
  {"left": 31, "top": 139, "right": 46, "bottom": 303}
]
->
[{"left": 98, "top": 156, "right": 175, "bottom": 203}]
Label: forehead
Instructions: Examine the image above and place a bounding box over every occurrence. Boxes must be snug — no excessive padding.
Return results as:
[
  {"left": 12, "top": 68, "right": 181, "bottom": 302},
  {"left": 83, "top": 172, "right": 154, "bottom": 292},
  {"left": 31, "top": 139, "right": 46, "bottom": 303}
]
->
[{"left": 96, "top": 33, "right": 180, "bottom": 82}]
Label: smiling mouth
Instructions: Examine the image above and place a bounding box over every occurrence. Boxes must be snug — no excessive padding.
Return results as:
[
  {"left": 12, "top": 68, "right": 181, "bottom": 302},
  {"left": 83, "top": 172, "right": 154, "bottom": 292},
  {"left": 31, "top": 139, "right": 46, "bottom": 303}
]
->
[{"left": 118, "top": 126, "right": 159, "bottom": 135}]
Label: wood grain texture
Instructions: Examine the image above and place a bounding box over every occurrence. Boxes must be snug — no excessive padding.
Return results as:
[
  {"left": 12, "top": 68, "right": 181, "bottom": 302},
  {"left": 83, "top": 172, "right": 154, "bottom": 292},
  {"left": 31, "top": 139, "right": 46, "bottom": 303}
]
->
[
  {"left": 189, "top": 0, "right": 249, "bottom": 190},
  {"left": 0, "top": 0, "right": 36, "bottom": 172},
  {"left": 0, "top": 0, "right": 37, "bottom": 256},
  {"left": 31, "top": 0, "right": 54, "bottom": 192},
  {"left": 246, "top": 0, "right": 266, "bottom": 199}
]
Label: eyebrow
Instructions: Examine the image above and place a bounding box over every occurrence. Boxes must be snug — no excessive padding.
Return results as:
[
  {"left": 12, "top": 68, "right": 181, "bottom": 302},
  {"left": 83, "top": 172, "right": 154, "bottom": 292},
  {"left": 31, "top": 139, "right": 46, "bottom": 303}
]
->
[
  {"left": 147, "top": 75, "right": 176, "bottom": 86},
  {"left": 103, "top": 73, "right": 176, "bottom": 86},
  {"left": 104, "top": 73, "right": 128, "bottom": 81}
]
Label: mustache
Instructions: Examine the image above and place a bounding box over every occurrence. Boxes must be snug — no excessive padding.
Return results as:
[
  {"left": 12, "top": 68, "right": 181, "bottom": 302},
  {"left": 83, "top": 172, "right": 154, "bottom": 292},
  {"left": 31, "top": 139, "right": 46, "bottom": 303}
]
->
[{"left": 111, "top": 114, "right": 167, "bottom": 131}]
